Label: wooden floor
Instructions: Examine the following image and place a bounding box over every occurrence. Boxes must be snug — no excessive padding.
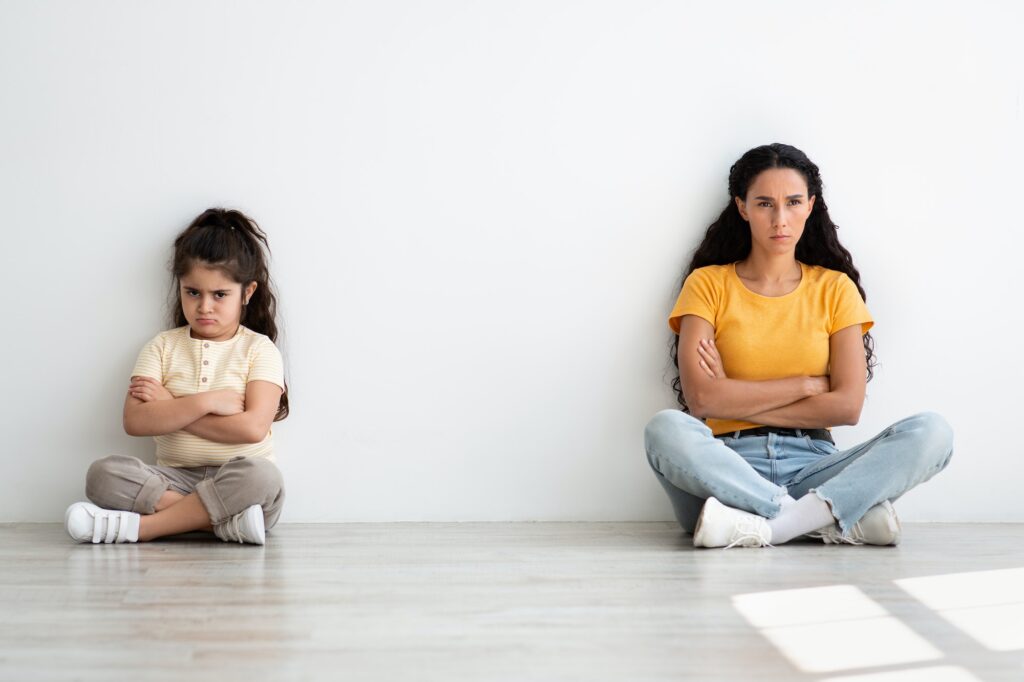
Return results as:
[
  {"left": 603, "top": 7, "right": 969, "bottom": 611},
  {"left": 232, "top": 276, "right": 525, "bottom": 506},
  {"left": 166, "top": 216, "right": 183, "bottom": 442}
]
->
[{"left": 1, "top": 523, "right": 1021, "bottom": 681}]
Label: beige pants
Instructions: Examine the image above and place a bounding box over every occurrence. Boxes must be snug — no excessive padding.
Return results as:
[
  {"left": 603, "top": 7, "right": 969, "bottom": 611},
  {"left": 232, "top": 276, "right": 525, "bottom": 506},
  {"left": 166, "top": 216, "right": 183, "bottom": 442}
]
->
[{"left": 85, "top": 455, "right": 285, "bottom": 530}]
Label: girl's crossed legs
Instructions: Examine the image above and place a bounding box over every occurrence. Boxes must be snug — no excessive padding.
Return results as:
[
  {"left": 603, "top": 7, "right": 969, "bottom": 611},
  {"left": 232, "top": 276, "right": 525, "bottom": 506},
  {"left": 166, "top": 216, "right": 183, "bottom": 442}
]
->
[
  {"left": 69, "top": 455, "right": 285, "bottom": 543},
  {"left": 644, "top": 410, "right": 953, "bottom": 541}
]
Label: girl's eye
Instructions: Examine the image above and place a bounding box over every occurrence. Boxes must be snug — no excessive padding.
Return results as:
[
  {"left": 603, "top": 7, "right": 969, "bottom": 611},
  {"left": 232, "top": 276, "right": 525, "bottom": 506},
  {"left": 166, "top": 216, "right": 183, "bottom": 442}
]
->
[
  {"left": 186, "top": 290, "right": 199, "bottom": 297},
  {"left": 215, "top": 292, "right": 227, "bottom": 299}
]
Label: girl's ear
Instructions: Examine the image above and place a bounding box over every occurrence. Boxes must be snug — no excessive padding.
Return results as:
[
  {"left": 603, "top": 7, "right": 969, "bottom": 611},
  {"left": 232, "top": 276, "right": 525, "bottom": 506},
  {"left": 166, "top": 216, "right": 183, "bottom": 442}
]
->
[{"left": 244, "top": 281, "right": 258, "bottom": 305}]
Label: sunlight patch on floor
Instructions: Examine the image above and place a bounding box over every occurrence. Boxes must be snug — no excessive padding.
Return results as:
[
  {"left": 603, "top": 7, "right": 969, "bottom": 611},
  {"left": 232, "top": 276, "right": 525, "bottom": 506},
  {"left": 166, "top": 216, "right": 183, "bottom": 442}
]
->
[
  {"left": 895, "top": 567, "right": 1024, "bottom": 652},
  {"left": 733, "top": 585, "right": 942, "bottom": 674}
]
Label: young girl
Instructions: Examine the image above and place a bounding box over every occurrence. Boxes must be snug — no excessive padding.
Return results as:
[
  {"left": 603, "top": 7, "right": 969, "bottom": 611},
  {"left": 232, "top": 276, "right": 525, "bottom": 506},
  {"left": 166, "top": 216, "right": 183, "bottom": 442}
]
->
[
  {"left": 65, "top": 208, "right": 288, "bottom": 545},
  {"left": 645, "top": 143, "right": 954, "bottom": 548}
]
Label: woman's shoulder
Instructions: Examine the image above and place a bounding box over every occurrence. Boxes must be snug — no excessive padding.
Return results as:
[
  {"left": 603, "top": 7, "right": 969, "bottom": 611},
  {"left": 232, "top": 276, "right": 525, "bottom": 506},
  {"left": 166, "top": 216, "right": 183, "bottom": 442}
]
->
[
  {"left": 691, "top": 263, "right": 732, "bottom": 276},
  {"left": 802, "top": 263, "right": 853, "bottom": 287},
  {"left": 685, "top": 263, "right": 732, "bottom": 285}
]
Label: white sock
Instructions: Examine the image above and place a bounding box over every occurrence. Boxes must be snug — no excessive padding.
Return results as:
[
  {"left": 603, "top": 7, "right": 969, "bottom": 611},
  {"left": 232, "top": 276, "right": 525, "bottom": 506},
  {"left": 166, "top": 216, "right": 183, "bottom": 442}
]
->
[
  {"left": 768, "top": 494, "right": 835, "bottom": 544},
  {"left": 779, "top": 494, "right": 798, "bottom": 510}
]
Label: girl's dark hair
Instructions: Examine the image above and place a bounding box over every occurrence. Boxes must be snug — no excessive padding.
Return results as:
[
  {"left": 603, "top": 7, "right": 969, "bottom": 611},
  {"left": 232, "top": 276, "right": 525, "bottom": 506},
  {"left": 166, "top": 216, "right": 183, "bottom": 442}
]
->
[
  {"left": 171, "top": 208, "right": 289, "bottom": 421},
  {"left": 670, "top": 143, "right": 876, "bottom": 411}
]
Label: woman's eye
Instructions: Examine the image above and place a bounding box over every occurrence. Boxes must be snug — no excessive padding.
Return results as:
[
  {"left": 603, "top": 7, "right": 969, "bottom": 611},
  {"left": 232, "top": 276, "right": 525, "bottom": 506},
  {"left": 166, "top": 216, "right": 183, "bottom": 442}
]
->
[{"left": 758, "top": 201, "right": 772, "bottom": 208}]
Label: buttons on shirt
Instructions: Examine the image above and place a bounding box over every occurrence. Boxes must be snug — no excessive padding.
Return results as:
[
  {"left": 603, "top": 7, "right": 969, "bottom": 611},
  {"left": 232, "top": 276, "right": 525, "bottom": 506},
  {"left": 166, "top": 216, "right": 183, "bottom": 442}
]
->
[{"left": 199, "top": 342, "right": 211, "bottom": 388}]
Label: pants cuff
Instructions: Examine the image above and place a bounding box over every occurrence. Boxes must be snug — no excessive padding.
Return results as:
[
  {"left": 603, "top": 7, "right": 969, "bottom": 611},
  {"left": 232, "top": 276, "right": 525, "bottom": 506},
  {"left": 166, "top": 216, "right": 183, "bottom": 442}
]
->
[
  {"left": 765, "top": 486, "right": 789, "bottom": 519},
  {"left": 134, "top": 474, "right": 169, "bottom": 514},
  {"left": 811, "top": 488, "right": 846, "bottom": 534},
  {"left": 195, "top": 479, "right": 230, "bottom": 526}
]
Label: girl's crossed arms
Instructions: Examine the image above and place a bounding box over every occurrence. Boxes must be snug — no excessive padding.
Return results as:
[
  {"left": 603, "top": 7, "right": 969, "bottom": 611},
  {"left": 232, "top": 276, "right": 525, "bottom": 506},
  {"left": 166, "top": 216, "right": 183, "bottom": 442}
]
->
[{"left": 125, "top": 376, "right": 281, "bottom": 445}]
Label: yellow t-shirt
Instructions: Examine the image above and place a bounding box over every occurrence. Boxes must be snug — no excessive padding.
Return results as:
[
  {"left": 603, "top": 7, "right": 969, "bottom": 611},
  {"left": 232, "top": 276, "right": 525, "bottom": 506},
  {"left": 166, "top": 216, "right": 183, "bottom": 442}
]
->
[
  {"left": 130, "top": 325, "right": 285, "bottom": 467},
  {"left": 668, "top": 262, "right": 873, "bottom": 436}
]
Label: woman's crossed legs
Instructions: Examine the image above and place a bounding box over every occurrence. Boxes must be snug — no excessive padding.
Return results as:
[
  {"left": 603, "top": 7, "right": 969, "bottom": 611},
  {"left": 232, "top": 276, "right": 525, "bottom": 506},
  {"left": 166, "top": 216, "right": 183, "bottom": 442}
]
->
[{"left": 644, "top": 410, "right": 953, "bottom": 546}]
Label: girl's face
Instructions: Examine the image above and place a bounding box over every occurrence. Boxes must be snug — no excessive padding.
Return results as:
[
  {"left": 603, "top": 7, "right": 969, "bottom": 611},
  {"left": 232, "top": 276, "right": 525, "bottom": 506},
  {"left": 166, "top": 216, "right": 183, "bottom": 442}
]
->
[
  {"left": 179, "top": 263, "right": 257, "bottom": 342},
  {"left": 735, "top": 168, "right": 816, "bottom": 258}
]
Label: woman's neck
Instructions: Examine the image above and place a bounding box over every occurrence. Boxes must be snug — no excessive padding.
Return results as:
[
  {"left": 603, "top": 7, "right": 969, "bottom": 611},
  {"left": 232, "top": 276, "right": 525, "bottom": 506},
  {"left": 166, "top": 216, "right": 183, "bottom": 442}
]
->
[{"left": 736, "top": 251, "right": 800, "bottom": 283}]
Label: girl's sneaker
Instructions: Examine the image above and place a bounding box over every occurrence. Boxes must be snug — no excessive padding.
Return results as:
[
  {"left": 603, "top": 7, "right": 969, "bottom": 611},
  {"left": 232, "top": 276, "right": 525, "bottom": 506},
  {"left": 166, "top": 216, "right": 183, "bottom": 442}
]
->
[
  {"left": 213, "top": 505, "right": 266, "bottom": 545},
  {"left": 807, "top": 501, "right": 901, "bottom": 546},
  {"left": 65, "top": 502, "right": 140, "bottom": 543}
]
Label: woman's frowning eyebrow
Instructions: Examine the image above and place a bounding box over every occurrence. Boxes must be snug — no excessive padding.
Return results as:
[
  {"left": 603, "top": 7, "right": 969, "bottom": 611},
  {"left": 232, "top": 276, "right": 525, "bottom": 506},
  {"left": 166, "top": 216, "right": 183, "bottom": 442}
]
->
[{"left": 754, "top": 194, "right": 805, "bottom": 201}]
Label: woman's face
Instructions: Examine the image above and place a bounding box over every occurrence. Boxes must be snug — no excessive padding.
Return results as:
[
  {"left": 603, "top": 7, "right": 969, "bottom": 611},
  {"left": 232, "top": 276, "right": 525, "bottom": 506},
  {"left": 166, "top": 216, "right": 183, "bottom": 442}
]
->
[{"left": 735, "top": 168, "right": 816, "bottom": 257}]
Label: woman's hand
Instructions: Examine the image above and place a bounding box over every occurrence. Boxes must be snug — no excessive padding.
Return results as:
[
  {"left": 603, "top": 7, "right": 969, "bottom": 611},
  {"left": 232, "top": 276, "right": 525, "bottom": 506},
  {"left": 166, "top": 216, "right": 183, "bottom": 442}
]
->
[
  {"left": 697, "top": 338, "right": 727, "bottom": 379},
  {"left": 204, "top": 390, "right": 245, "bottom": 416},
  {"left": 697, "top": 340, "right": 831, "bottom": 397},
  {"left": 129, "top": 376, "right": 174, "bottom": 402},
  {"left": 807, "top": 375, "right": 831, "bottom": 396}
]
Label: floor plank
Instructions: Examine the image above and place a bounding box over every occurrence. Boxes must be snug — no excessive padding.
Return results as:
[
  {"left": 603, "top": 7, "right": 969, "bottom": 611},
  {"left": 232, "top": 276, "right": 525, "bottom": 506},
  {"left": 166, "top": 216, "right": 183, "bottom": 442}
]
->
[{"left": 1, "top": 523, "right": 1021, "bottom": 681}]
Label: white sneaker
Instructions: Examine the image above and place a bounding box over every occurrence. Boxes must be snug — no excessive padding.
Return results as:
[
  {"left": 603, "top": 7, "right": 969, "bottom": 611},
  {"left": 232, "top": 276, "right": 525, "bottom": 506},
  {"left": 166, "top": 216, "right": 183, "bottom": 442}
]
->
[
  {"left": 65, "top": 502, "right": 140, "bottom": 544},
  {"left": 806, "top": 501, "right": 901, "bottom": 546},
  {"left": 213, "top": 505, "right": 266, "bottom": 545},
  {"left": 693, "top": 497, "right": 773, "bottom": 548}
]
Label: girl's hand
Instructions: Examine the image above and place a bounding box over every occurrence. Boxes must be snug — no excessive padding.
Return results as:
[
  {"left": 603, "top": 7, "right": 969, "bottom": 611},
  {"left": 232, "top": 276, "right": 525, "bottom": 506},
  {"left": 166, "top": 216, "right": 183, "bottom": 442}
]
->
[
  {"left": 205, "top": 390, "right": 245, "bottom": 416},
  {"left": 129, "top": 376, "right": 174, "bottom": 402},
  {"left": 697, "top": 338, "right": 727, "bottom": 380}
]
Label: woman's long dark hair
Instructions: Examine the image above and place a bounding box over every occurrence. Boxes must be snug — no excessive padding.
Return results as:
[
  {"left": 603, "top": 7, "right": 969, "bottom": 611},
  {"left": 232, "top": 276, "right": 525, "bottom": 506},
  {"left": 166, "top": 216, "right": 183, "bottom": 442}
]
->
[
  {"left": 170, "top": 208, "right": 289, "bottom": 421},
  {"left": 670, "top": 143, "right": 876, "bottom": 411}
]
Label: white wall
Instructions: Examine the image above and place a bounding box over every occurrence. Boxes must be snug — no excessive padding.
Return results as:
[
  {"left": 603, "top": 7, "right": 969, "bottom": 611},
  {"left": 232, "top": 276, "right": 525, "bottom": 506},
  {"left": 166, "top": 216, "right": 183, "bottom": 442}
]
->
[{"left": 2, "top": 1, "right": 1020, "bottom": 522}]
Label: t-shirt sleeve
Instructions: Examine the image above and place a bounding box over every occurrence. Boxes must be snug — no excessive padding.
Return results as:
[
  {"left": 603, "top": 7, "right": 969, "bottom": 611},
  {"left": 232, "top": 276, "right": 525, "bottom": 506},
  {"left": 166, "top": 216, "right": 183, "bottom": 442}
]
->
[
  {"left": 248, "top": 339, "right": 285, "bottom": 390},
  {"left": 830, "top": 274, "right": 874, "bottom": 336},
  {"left": 668, "top": 268, "right": 720, "bottom": 334},
  {"left": 130, "top": 334, "right": 165, "bottom": 380}
]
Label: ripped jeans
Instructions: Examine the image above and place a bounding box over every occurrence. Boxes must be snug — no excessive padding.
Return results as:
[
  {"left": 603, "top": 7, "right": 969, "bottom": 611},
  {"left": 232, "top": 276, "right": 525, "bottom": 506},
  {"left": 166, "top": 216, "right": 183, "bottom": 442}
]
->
[{"left": 644, "top": 410, "right": 954, "bottom": 535}]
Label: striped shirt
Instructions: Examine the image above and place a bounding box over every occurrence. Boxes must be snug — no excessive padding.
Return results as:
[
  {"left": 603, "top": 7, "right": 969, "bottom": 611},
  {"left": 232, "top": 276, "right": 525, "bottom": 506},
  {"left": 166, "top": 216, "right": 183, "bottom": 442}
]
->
[{"left": 131, "top": 325, "right": 285, "bottom": 467}]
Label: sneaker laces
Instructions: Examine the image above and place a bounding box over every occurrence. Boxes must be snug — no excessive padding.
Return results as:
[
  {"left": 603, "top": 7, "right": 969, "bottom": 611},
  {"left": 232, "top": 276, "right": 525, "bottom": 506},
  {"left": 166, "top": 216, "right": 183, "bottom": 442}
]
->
[
  {"left": 810, "top": 521, "right": 865, "bottom": 545},
  {"left": 844, "top": 521, "right": 867, "bottom": 545},
  {"left": 724, "top": 519, "right": 774, "bottom": 549}
]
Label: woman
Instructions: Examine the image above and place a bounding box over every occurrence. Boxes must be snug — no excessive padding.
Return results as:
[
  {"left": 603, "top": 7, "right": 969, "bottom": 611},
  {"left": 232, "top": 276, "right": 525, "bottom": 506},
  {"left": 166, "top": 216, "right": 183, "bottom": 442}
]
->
[{"left": 644, "top": 143, "right": 953, "bottom": 548}]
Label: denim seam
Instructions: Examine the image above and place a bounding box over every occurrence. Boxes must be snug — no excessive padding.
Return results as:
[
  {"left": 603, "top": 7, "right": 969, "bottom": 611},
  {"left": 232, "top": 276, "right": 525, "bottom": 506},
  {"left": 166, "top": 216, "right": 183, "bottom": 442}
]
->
[
  {"left": 790, "top": 427, "right": 895, "bottom": 486},
  {"left": 650, "top": 449, "right": 736, "bottom": 502},
  {"left": 802, "top": 436, "right": 833, "bottom": 456},
  {"left": 648, "top": 445, "right": 785, "bottom": 517}
]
